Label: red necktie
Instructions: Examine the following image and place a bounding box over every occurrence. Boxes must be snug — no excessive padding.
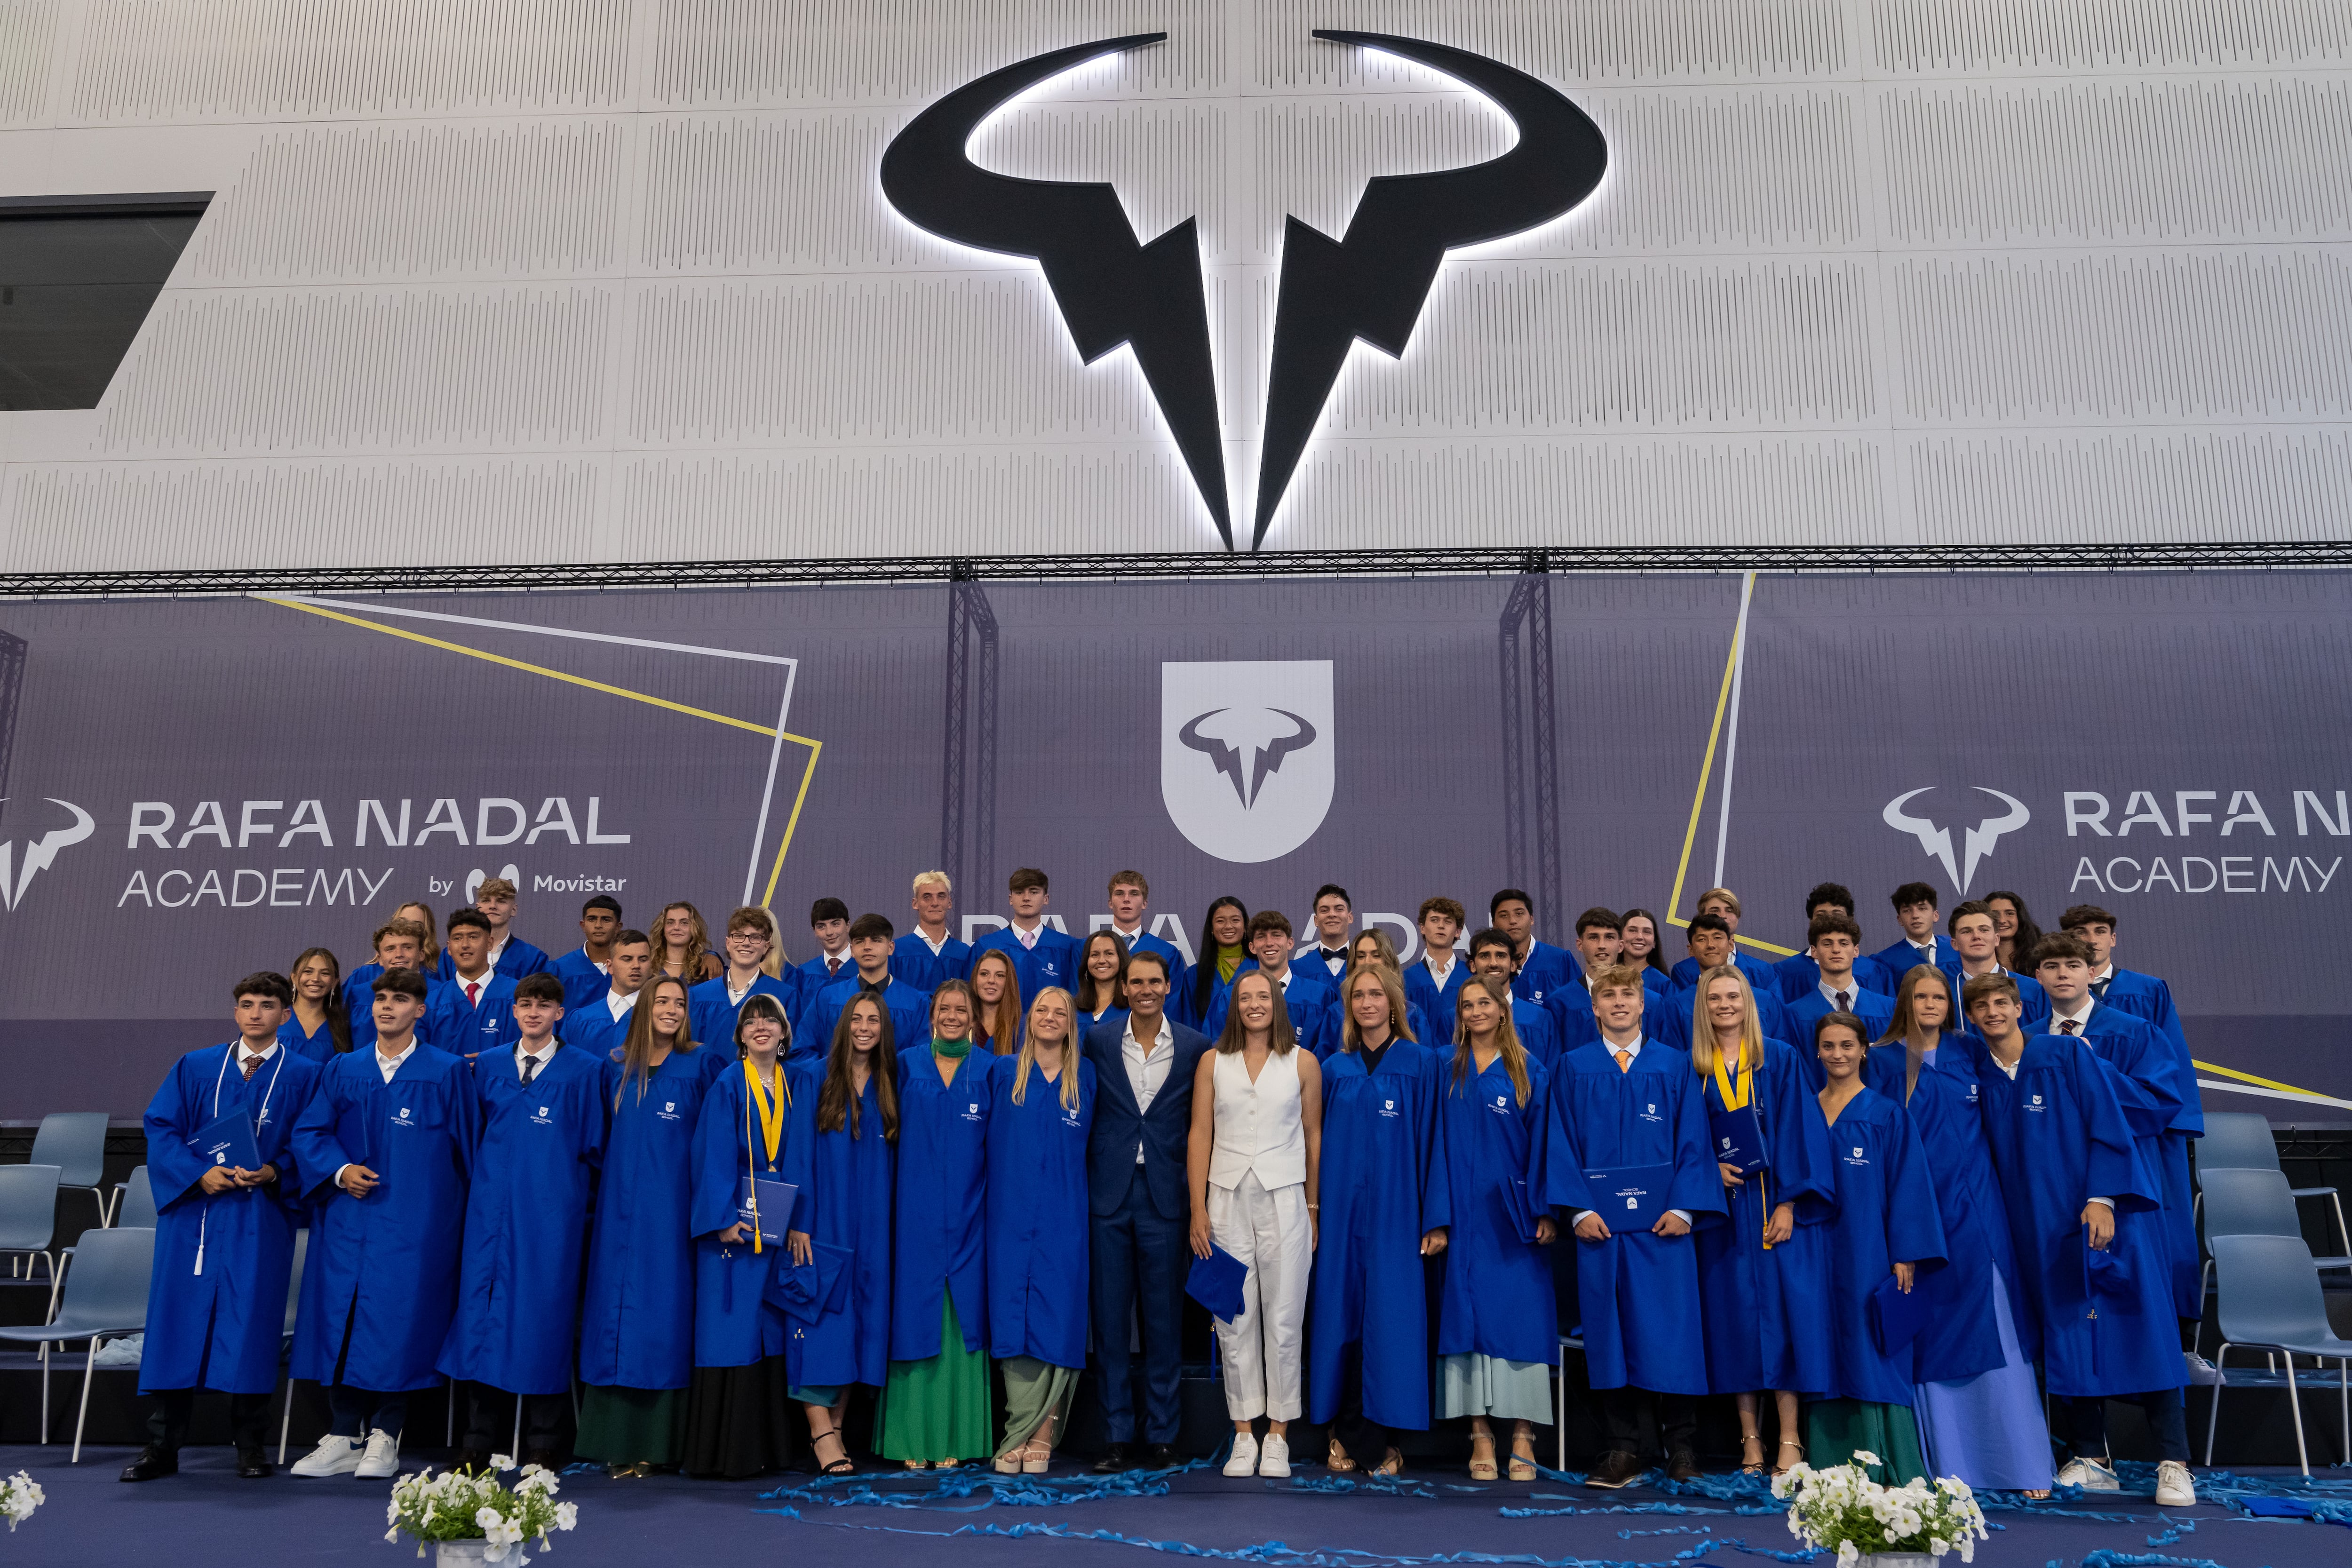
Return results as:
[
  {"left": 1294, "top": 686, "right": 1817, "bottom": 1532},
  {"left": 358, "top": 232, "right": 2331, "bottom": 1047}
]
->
[
  {"left": 828, "top": 958, "right": 842, "bottom": 978},
  {"left": 241, "top": 1052, "right": 262, "bottom": 1081},
  {"left": 466, "top": 981, "right": 481, "bottom": 1006}
]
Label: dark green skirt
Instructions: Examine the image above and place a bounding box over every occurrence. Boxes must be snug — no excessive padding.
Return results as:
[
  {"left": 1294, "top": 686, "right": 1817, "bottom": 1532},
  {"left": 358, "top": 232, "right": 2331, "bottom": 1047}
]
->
[
  {"left": 575, "top": 1384, "right": 685, "bottom": 1466},
  {"left": 874, "top": 1294, "right": 993, "bottom": 1462},
  {"left": 1804, "top": 1399, "right": 1927, "bottom": 1485}
]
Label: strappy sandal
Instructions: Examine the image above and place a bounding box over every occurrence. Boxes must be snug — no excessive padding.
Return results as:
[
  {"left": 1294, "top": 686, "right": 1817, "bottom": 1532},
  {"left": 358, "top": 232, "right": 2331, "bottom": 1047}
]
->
[
  {"left": 1469, "top": 1432, "right": 1499, "bottom": 1480},
  {"left": 1327, "top": 1439, "right": 1357, "bottom": 1472},
  {"left": 1372, "top": 1448, "right": 1405, "bottom": 1477},
  {"left": 811, "top": 1425, "right": 855, "bottom": 1475},
  {"left": 1769, "top": 1438, "right": 1803, "bottom": 1479},
  {"left": 1508, "top": 1447, "right": 1538, "bottom": 1481},
  {"left": 1021, "top": 1438, "right": 1052, "bottom": 1475},
  {"left": 1739, "top": 1433, "right": 1767, "bottom": 1477}
]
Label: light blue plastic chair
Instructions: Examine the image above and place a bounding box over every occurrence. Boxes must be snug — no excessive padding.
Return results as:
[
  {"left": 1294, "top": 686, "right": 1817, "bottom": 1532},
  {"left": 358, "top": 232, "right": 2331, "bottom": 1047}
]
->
[
  {"left": 0, "top": 1225, "right": 152, "bottom": 1456},
  {"left": 112, "top": 1166, "right": 158, "bottom": 1231},
  {"left": 2198, "top": 1167, "right": 2352, "bottom": 1307},
  {"left": 0, "top": 1164, "right": 65, "bottom": 1321},
  {"left": 276, "top": 1228, "right": 308, "bottom": 1463},
  {"left": 30, "top": 1113, "right": 111, "bottom": 1228},
  {"left": 2198, "top": 1112, "right": 2348, "bottom": 1255},
  {"left": 2203, "top": 1233, "right": 2352, "bottom": 1475}
]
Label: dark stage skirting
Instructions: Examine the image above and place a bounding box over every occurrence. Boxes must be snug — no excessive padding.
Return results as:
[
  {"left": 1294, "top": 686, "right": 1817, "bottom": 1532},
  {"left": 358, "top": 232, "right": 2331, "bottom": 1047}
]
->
[{"left": 6, "top": 1444, "right": 2350, "bottom": 1568}]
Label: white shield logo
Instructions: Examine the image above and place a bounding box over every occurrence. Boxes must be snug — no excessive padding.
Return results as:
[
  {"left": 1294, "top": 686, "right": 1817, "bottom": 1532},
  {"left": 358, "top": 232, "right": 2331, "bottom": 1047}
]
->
[{"left": 1161, "top": 661, "right": 1334, "bottom": 863}]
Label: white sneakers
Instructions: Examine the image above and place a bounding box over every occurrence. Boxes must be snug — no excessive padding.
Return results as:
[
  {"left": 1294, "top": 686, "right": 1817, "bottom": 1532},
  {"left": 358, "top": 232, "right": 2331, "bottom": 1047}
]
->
[
  {"left": 2154, "top": 1460, "right": 2197, "bottom": 1507},
  {"left": 2055, "top": 1456, "right": 2120, "bottom": 1491},
  {"left": 290, "top": 1429, "right": 400, "bottom": 1479},
  {"left": 2183, "top": 1352, "right": 2225, "bottom": 1386},
  {"left": 355, "top": 1429, "right": 402, "bottom": 1478},
  {"left": 1224, "top": 1432, "right": 1293, "bottom": 1478},
  {"left": 1223, "top": 1433, "right": 1259, "bottom": 1477},
  {"left": 1259, "top": 1434, "right": 1291, "bottom": 1478},
  {"left": 290, "top": 1435, "right": 362, "bottom": 1477}
]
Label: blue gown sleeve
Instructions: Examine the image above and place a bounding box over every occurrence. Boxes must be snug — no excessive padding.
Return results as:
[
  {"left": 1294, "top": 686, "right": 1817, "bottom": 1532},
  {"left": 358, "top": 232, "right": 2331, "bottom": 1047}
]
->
[
  {"left": 1883, "top": 1101, "right": 1949, "bottom": 1267},
  {"left": 143, "top": 1056, "right": 210, "bottom": 1212},
  {"left": 1764, "top": 1042, "right": 1838, "bottom": 1222},
  {"left": 288, "top": 1062, "right": 356, "bottom": 1203},
  {"left": 1667, "top": 1066, "right": 1729, "bottom": 1223},
  {"left": 1417, "top": 1050, "right": 1451, "bottom": 1236},
  {"left": 2070, "top": 1045, "right": 2163, "bottom": 1212},
  {"left": 781, "top": 1063, "right": 821, "bottom": 1232},
  {"left": 1542, "top": 1062, "right": 1598, "bottom": 1214}
]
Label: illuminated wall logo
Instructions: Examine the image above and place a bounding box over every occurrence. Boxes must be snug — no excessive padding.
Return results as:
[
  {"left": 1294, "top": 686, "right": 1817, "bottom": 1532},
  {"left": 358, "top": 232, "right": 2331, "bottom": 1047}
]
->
[
  {"left": 881, "top": 30, "right": 1608, "bottom": 551},
  {"left": 1882, "top": 786, "right": 2032, "bottom": 894},
  {"left": 0, "top": 798, "right": 95, "bottom": 911},
  {"left": 1161, "top": 662, "right": 1334, "bottom": 863}
]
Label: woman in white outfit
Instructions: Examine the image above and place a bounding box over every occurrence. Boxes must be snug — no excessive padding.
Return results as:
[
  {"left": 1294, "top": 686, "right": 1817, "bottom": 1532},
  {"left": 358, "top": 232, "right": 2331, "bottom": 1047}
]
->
[{"left": 1186, "top": 969, "right": 1324, "bottom": 1479}]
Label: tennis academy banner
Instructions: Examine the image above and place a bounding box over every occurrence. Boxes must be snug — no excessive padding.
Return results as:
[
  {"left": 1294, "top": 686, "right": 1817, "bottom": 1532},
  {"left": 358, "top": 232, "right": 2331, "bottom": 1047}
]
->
[{"left": 0, "top": 569, "right": 2344, "bottom": 1118}]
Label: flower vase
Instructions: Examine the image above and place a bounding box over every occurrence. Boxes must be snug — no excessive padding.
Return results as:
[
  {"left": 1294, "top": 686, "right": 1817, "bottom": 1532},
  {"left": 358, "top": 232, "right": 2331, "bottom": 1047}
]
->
[
  {"left": 436, "top": 1542, "right": 491, "bottom": 1568},
  {"left": 1859, "top": 1554, "right": 1933, "bottom": 1568}
]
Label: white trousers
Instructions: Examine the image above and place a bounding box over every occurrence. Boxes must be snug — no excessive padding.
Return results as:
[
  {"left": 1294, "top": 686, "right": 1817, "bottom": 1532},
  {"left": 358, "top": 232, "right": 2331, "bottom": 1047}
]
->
[{"left": 1207, "top": 1170, "right": 1310, "bottom": 1421}]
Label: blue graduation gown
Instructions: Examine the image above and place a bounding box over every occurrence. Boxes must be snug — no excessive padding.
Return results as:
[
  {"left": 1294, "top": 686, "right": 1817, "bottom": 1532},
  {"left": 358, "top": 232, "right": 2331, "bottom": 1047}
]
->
[
  {"left": 1694, "top": 1040, "right": 1837, "bottom": 1397},
  {"left": 1788, "top": 989, "right": 1899, "bottom": 1088},
  {"left": 1308, "top": 1043, "right": 1451, "bottom": 1430},
  {"left": 1969, "top": 1036, "right": 2179, "bottom": 1396},
  {"left": 2050, "top": 1006, "right": 2197, "bottom": 1321},
  {"left": 1543, "top": 1041, "right": 1725, "bottom": 1395},
  {"left": 894, "top": 933, "right": 972, "bottom": 996},
  {"left": 438, "top": 1043, "right": 606, "bottom": 1394},
  {"left": 689, "top": 1061, "right": 791, "bottom": 1367},
  {"left": 440, "top": 938, "right": 551, "bottom": 983},
  {"left": 1775, "top": 952, "right": 1901, "bottom": 1003},
  {"left": 576, "top": 1050, "right": 712, "bottom": 1389},
  {"left": 1817, "top": 1087, "right": 1947, "bottom": 1403},
  {"left": 690, "top": 972, "right": 809, "bottom": 1058},
  {"left": 799, "top": 977, "right": 931, "bottom": 1067},
  {"left": 1436, "top": 1054, "right": 1556, "bottom": 1366},
  {"left": 1405, "top": 958, "right": 1470, "bottom": 1046},
  {"left": 1511, "top": 998, "right": 1561, "bottom": 1066},
  {"left": 782, "top": 1062, "right": 894, "bottom": 1388},
  {"left": 1202, "top": 962, "right": 1335, "bottom": 1056},
  {"left": 1669, "top": 951, "right": 1778, "bottom": 995},
  {"left": 278, "top": 1012, "right": 342, "bottom": 1062},
  {"left": 563, "top": 994, "right": 636, "bottom": 1062},
  {"left": 343, "top": 968, "right": 461, "bottom": 1055},
  {"left": 969, "top": 925, "right": 1083, "bottom": 1003},
  {"left": 552, "top": 947, "right": 612, "bottom": 1014},
  {"left": 2096, "top": 970, "right": 2195, "bottom": 1125},
  {"left": 1511, "top": 940, "right": 1582, "bottom": 1010},
  {"left": 429, "top": 973, "right": 520, "bottom": 1061},
  {"left": 291, "top": 1044, "right": 478, "bottom": 1391},
  {"left": 890, "top": 1045, "right": 990, "bottom": 1361},
  {"left": 1939, "top": 963, "right": 2050, "bottom": 1029},
  {"left": 1864, "top": 1046, "right": 2020, "bottom": 1385},
  {"left": 1080, "top": 1005, "right": 1130, "bottom": 1042},
  {"left": 1870, "top": 938, "right": 1956, "bottom": 985},
  {"left": 985, "top": 1052, "right": 1096, "bottom": 1367},
  {"left": 140, "top": 1044, "right": 321, "bottom": 1395}
]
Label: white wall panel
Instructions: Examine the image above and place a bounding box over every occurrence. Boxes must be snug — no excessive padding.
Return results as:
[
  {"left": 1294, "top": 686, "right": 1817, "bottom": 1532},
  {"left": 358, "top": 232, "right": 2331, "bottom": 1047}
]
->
[{"left": 4, "top": 0, "right": 2352, "bottom": 567}]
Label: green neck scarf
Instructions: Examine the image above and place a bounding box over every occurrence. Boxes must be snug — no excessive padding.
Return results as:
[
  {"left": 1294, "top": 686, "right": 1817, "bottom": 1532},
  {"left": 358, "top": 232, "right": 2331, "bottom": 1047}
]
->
[{"left": 931, "top": 1037, "right": 973, "bottom": 1060}]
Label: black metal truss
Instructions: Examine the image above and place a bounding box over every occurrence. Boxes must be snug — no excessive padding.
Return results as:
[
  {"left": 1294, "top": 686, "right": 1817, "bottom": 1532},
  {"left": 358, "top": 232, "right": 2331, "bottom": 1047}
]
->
[
  {"left": 0, "top": 626, "right": 24, "bottom": 831},
  {"left": 1496, "top": 577, "right": 1562, "bottom": 932},
  {"left": 939, "top": 577, "right": 1000, "bottom": 907},
  {"left": 1, "top": 539, "right": 2346, "bottom": 600}
]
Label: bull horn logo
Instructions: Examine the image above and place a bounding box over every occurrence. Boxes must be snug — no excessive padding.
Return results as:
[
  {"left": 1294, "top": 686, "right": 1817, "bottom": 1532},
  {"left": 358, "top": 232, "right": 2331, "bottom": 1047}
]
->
[
  {"left": 0, "top": 798, "right": 95, "bottom": 911},
  {"left": 1882, "top": 787, "right": 2032, "bottom": 894},
  {"left": 1179, "top": 708, "right": 1318, "bottom": 809}
]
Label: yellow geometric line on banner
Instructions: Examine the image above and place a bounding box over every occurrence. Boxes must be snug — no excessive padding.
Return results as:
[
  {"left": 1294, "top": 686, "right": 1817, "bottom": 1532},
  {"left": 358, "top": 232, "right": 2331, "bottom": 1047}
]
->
[
  {"left": 2193, "top": 1058, "right": 2341, "bottom": 1101},
  {"left": 258, "top": 596, "right": 821, "bottom": 909},
  {"left": 1664, "top": 584, "right": 1796, "bottom": 959}
]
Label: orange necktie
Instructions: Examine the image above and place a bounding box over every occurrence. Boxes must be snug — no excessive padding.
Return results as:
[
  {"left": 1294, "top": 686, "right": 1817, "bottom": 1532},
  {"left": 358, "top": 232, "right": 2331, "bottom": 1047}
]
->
[{"left": 1614, "top": 1049, "right": 1633, "bottom": 1073}]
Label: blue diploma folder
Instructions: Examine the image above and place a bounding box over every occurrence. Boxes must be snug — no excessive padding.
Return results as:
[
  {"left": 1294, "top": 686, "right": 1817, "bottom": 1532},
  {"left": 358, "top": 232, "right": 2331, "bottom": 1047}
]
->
[
  {"left": 1872, "top": 1271, "right": 1933, "bottom": 1354},
  {"left": 736, "top": 1176, "right": 797, "bottom": 1246},
  {"left": 1582, "top": 1163, "right": 1672, "bottom": 1226},
  {"left": 1185, "top": 1242, "right": 1248, "bottom": 1321},
  {"left": 190, "top": 1109, "right": 262, "bottom": 1172},
  {"left": 1708, "top": 1104, "right": 1768, "bottom": 1174}
]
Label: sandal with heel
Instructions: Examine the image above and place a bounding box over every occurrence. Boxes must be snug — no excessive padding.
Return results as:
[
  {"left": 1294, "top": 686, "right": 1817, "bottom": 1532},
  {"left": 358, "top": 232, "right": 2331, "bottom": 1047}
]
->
[{"left": 1769, "top": 1438, "right": 1803, "bottom": 1480}]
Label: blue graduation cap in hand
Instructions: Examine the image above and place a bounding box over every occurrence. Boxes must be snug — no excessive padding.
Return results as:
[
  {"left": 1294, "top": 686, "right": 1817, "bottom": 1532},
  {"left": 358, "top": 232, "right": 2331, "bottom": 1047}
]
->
[
  {"left": 765, "top": 1242, "right": 854, "bottom": 1324},
  {"left": 1871, "top": 1272, "right": 1933, "bottom": 1355},
  {"left": 1185, "top": 1242, "right": 1248, "bottom": 1321}
]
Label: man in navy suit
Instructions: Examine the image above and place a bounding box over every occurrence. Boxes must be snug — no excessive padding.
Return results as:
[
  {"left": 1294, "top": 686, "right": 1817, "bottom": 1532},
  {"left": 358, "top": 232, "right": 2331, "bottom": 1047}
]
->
[{"left": 1082, "top": 949, "right": 1211, "bottom": 1472}]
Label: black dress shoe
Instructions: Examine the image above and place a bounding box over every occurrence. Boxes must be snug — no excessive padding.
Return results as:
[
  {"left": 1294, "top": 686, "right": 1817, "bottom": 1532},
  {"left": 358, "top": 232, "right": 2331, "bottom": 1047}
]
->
[
  {"left": 1091, "top": 1443, "right": 1131, "bottom": 1474},
  {"left": 236, "top": 1449, "right": 274, "bottom": 1479},
  {"left": 1141, "top": 1443, "right": 1179, "bottom": 1470},
  {"left": 1585, "top": 1449, "right": 1644, "bottom": 1489},
  {"left": 451, "top": 1448, "right": 493, "bottom": 1473},
  {"left": 119, "top": 1446, "right": 178, "bottom": 1482},
  {"left": 523, "top": 1448, "right": 566, "bottom": 1472},
  {"left": 1665, "top": 1447, "right": 1700, "bottom": 1483}
]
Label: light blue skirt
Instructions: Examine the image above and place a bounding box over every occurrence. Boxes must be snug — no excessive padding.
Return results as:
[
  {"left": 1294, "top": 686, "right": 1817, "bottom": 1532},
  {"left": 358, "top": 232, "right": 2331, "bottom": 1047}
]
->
[{"left": 1913, "top": 1266, "right": 2052, "bottom": 1490}]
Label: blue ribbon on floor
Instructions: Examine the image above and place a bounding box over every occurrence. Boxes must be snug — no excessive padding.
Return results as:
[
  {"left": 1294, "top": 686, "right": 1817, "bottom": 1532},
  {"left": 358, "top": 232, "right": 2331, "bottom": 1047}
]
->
[
  {"left": 756, "top": 1460, "right": 1207, "bottom": 1511},
  {"left": 765, "top": 1517, "right": 1818, "bottom": 1568}
]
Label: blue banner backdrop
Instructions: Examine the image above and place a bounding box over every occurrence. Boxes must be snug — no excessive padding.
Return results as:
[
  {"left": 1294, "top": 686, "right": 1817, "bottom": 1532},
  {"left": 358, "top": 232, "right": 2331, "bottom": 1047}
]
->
[{"left": 0, "top": 570, "right": 2343, "bottom": 1120}]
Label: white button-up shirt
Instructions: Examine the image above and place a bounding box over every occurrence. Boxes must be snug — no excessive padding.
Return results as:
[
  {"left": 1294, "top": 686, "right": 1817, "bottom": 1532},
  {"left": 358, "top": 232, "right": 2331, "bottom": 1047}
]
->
[{"left": 1122, "top": 1011, "right": 1175, "bottom": 1164}]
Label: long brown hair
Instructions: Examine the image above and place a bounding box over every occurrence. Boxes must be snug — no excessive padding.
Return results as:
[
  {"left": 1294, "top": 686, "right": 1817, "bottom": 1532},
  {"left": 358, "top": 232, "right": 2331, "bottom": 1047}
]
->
[
  {"left": 1012, "top": 987, "right": 1085, "bottom": 1113},
  {"left": 969, "top": 948, "right": 1025, "bottom": 1055},
  {"left": 1449, "top": 974, "right": 1530, "bottom": 1106},
  {"left": 1688, "top": 963, "right": 1764, "bottom": 1077},
  {"left": 1340, "top": 964, "right": 1415, "bottom": 1050},
  {"left": 817, "top": 994, "right": 899, "bottom": 1141},
  {"left": 1883, "top": 965, "right": 1957, "bottom": 1045},
  {"left": 1212, "top": 968, "right": 1297, "bottom": 1057},
  {"left": 290, "top": 946, "right": 354, "bottom": 1053},
  {"left": 653, "top": 901, "right": 716, "bottom": 981},
  {"left": 1076, "top": 930, "right": 1129, "bottom": 1014},
  {"left": 614, "top": 974, "right": 696, "bottom": 1107}
]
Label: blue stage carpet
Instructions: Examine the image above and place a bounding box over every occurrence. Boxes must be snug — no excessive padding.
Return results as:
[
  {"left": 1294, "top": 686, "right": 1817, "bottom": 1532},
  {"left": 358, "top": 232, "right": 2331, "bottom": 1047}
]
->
[{"left": 4, "top": 1445, "right": 2347, "bottom": 1568}]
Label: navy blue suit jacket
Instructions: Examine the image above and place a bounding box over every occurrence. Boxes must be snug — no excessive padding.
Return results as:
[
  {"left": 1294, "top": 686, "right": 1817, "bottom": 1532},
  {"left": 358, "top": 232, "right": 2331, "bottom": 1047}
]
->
[{"left": 1083, "top": 1014, "right": 1212, "bottom": 1221}]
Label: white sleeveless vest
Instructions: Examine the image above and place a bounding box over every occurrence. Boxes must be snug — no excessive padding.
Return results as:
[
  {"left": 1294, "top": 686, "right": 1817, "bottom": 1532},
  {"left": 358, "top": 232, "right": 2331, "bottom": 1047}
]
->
[{"left": 1207, "top": 1046, "right": 1306, "bottom": 1191}]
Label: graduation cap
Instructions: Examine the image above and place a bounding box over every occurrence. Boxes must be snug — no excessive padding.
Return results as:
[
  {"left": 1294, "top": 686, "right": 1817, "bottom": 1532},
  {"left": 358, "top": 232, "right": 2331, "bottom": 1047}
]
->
[
  {"left": 2084, "top": 1245, "right": 2139, "bottom": 1309},
  {"left": 1870, "top": 1272, "right": 1933, "bottom": 1356},
  {"left": 1185, "top": 1242, "right": 1248, "bottom": 1321},
  {"left": 765, "top": 1242, "right": 854, "bottom": 1324}
]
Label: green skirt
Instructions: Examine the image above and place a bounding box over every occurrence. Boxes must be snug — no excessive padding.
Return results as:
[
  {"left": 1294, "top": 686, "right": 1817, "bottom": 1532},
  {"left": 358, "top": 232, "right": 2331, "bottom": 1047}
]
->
[
  {"left": 1804, "top": 1399, "right": 1927, "bottom": 1485},
  {"left": 574, "top": 1384, "right": 684, "bottom": 1466},
  {"left": 874, "top": 1293, "right": 993, "bottom": 1462}
]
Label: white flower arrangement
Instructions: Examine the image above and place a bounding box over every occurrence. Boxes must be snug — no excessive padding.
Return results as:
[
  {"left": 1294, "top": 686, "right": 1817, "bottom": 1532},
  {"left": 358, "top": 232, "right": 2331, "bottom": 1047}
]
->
[
  {"left": 1772, "top": 1452, "right": 1988, "bottom": 1564},
  {"left": 384, "top": 1455, "right": 579, "bottom": 1565},
  {"left": 0, "top": 1471, "right": 43, "bottom": 1531}
]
